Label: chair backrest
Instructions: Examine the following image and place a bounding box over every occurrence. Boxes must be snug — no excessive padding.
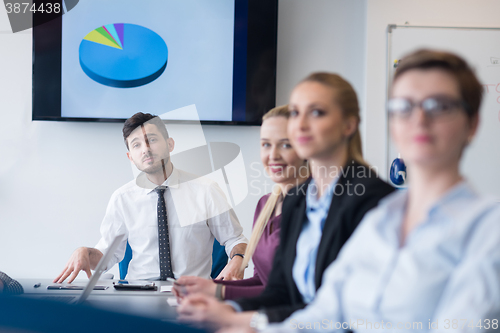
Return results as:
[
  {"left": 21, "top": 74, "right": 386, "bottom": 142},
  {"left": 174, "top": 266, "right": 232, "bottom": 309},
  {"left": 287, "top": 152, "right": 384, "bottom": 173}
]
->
[
  {"left": 210, "top": 239, "right": 227, "bottom": 279},
  {"left": 118, "top": 241, "right": 133, "bottom": 280},
  {"left": 119, "top": 239, "right": 228, "bottom": 280}
]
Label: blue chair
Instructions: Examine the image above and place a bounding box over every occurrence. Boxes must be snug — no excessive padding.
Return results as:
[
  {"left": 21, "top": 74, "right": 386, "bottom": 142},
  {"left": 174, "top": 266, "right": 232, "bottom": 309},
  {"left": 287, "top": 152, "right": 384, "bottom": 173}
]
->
[
  {"left": 119, "top": 239, "right": 228, "bottom": 280},
  {"left": 210, "top": 239, "right": 228, "bottom": 279}
]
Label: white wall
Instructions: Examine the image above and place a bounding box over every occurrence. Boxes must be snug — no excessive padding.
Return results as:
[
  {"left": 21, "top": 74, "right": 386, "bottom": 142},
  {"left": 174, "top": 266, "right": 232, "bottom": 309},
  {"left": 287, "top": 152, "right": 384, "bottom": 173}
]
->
[
  {"left": 364, "top": 0, "right": 500, "bottom": 176},
  {"left": 276, "top": 0, "right": 367, "bottom": 108},
  {"left": 0, "top": 0, "right": 367, "bottom": 279},
  {"left": 3, "top": 0, "right": 499, "bottom": 280}
]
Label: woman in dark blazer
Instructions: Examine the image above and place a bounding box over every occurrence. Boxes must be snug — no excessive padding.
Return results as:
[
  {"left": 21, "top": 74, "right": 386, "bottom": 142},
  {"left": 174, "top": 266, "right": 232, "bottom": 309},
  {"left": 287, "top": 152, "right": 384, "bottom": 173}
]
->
[{"left": 177, "top": 73, "right": 394, "bottom": 330}]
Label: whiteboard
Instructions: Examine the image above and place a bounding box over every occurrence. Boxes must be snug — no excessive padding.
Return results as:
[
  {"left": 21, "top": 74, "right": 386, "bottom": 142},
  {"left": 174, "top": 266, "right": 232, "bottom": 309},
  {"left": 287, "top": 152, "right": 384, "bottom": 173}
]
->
[{"left": 387, "top": 25, "right": 500, "bottom": 199}]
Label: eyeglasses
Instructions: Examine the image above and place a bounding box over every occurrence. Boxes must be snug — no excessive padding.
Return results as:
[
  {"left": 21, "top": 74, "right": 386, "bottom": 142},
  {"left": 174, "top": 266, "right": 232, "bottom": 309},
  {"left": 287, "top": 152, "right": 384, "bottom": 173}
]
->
[{"left": 388, "top": 96, "right": 470, "bottom": 121}]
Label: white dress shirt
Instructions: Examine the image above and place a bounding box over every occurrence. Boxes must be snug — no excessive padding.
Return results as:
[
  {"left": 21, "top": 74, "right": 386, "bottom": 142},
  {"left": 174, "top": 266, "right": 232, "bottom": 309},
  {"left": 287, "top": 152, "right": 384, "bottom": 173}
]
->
[
  {"left": 266, "top": 181, "right": 500, "bottom": 332},
  {"left": 95, "top": 167, "right": 247, "bottom": 280}
]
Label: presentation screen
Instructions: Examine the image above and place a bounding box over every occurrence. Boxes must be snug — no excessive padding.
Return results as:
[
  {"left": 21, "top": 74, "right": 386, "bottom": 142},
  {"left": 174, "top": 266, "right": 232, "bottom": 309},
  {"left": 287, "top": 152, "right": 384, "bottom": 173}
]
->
[{"left": 32, "top": 0, "right": 278, "bottom": 125}]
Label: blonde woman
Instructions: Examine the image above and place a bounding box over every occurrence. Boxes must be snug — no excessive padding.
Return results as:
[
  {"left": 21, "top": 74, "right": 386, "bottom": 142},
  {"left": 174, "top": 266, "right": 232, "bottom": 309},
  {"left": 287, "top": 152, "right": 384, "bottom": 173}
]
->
[
  {"left": 173, "top": 105, "right": 309, "bottom": 300},
  {"left": 177, "top": 73, "right": 394, "bottom": 329}
]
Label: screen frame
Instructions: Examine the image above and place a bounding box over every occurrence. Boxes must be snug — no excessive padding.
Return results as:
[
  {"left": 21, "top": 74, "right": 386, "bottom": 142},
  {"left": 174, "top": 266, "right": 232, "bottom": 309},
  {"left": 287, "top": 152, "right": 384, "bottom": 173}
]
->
[{"left": 32, "top": 0, "right": 278, "bottom": 125}]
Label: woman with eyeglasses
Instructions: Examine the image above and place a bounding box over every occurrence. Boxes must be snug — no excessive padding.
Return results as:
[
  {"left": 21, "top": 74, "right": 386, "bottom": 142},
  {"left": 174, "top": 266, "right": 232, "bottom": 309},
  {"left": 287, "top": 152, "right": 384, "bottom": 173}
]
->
[{"left": 224, "top": 49, "right": 500, "bottom": 333}]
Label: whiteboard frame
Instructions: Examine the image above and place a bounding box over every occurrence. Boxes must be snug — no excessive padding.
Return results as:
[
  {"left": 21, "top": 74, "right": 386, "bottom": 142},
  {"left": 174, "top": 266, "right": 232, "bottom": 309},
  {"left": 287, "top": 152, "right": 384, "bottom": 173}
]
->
[{"left": 385, "top": 24, "right": 500, "bottom": 176}]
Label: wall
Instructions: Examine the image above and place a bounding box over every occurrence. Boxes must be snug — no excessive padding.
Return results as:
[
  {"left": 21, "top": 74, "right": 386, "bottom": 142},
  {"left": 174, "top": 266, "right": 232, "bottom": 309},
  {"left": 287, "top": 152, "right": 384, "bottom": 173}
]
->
[
  {"left": 364, "top": 0, "right": 500, "bottom": 175},
  {"left": 276, "top": 0, "right": 367, "bottom": 109},
  {"left": 0, "top": 0, "right": 367, "bottom": 279},
  {"left": 3, "top": 0, "right": 499, "bottom": 280}
]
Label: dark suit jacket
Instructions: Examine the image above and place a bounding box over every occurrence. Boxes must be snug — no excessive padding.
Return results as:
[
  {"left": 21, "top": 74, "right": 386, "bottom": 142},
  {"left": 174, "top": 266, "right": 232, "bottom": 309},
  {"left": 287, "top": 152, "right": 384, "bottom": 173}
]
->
[{"left": 235, "top": 162, "right": 395, "bottom": 322}]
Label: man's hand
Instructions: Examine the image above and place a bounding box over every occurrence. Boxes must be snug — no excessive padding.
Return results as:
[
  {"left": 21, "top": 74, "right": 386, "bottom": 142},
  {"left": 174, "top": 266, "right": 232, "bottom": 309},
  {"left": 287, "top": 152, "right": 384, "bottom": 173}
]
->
[
  {"left": 173, "top": 276, "right": 217, "bottom": 300},
  {"left": 53, "top": 247, "right": 103, "bottom": 284},
  {"left": 216, "top": 243, "right": 247, "bottom": 280},
  {"left": 216, "top": 256, "right": 244, "bottom": 280}
]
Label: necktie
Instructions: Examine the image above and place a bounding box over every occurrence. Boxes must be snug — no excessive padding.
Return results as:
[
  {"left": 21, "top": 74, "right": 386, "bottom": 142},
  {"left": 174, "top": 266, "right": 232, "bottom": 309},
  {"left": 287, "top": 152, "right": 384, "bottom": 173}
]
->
[{"left": 155, "top": 187, "right": 174, "bottom": 280}]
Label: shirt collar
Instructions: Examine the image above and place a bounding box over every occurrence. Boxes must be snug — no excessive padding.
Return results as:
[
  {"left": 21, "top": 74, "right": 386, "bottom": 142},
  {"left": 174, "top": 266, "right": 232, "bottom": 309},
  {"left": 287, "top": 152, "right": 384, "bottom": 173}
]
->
[
  {"left": 379, "top": 179, "right": 476, "bottom": 223},
  {"left": 135, "top": 164, "right": 180, "bottom": 193},
  {"left": 306, "top": 177, "right": 339, "bottom": 211},
  {"left": 427, "top": 180, "right": 476, "bottom": 218}
]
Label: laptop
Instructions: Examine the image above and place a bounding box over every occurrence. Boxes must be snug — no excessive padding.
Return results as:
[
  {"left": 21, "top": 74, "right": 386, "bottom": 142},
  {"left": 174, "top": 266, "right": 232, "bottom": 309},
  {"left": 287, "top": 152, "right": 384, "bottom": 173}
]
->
[{"left": 43, "top": 234, "right": 125, "bottom": 304}]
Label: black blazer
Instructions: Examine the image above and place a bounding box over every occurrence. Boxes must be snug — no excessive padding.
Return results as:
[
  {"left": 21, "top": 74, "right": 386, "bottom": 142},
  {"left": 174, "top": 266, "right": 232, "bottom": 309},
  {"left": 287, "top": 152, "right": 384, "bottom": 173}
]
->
[{"left": 235, "top": 162, "right": 395, "bottom": 322}]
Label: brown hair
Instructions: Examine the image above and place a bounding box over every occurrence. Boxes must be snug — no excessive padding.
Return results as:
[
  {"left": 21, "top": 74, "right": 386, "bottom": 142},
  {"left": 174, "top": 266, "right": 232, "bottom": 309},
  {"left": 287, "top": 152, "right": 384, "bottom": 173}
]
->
[
  {"left": 394, "top": 49, "right": 483, "bottom": 118},
  {"left": 122, "top": 112, "right": 169, "bottom": 150},
  {"left": 301, "top": 72, "right": 367, "bottom": 166}
]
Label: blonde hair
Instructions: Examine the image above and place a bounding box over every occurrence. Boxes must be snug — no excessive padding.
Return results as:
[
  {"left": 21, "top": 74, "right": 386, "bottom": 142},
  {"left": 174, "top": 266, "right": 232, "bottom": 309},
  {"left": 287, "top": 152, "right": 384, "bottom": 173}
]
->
[
  {"left": 240, "top": 185, "right": 282, "bottom": 272},
  {"left": 301, "top": 72, "right": 367, "bottom": 166},
  {"left": 262, "top": 104, "right": 289, "bottom": 121},
  {"left": 240, "top": 105, "right": 291, "bottom": 272}
]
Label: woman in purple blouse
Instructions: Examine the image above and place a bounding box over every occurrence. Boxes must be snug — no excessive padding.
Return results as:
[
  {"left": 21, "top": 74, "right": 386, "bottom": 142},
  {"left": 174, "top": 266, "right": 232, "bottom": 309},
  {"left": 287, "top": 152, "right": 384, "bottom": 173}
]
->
[{"left": 174, "top": 105, "right": 309, "bottom": 300}]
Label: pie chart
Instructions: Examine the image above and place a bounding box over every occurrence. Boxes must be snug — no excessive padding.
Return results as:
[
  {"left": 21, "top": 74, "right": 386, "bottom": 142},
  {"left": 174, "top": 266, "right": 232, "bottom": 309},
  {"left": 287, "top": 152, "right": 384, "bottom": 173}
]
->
[{"left": 79, "top": 23, "right": 168, "bottom": 88}]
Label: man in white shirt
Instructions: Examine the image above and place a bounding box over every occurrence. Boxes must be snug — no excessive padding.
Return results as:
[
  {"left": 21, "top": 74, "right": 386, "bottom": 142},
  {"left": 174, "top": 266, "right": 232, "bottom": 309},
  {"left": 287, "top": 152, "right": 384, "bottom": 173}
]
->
[{"left": 54, "top": 113, "right": 247, "bottom": 282}]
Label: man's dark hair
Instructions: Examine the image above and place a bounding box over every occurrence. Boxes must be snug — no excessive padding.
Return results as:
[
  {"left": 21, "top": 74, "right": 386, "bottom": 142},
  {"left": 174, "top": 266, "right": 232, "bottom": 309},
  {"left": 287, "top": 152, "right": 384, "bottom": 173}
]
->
[{"left": 123, "top": 112, "right": 169, "bottom": 150}]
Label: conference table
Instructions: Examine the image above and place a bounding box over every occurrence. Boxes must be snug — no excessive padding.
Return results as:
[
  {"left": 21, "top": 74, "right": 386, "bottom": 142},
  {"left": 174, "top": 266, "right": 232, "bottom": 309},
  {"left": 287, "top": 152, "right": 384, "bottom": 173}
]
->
[{"left": 16, "top": 278, "right": 179, "bottom": 320}]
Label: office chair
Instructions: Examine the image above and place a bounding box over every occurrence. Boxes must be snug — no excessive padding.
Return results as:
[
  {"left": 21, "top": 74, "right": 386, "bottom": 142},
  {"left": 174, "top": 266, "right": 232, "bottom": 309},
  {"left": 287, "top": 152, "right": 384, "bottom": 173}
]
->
[{"left": 118, "top": 239, "right": 228, "bottom": 279}]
